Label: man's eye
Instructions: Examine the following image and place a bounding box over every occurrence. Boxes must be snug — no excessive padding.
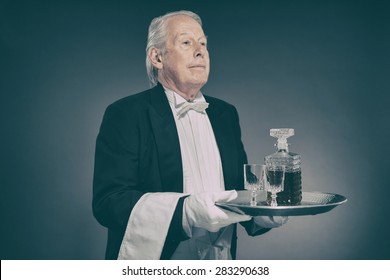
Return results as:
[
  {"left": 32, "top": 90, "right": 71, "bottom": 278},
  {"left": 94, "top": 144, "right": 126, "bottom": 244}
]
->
[
  {"left": 201, "top": 42, "right": 207, "bottom": 47},
  {"left": 183, "top": 41, "right": 190, "bottom": 45}
]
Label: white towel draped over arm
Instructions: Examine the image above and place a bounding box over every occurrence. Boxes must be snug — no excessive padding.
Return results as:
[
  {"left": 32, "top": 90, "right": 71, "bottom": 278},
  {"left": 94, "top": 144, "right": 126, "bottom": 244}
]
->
[{"left": 117, "top": 192, "right": 187, "bottom": 260}]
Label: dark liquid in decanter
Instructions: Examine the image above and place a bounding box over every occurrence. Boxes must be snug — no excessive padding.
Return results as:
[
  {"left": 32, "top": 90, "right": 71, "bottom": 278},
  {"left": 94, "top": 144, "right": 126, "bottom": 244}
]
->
[{"left": 267, "top": 170, "right": 302, "bottom": 206}]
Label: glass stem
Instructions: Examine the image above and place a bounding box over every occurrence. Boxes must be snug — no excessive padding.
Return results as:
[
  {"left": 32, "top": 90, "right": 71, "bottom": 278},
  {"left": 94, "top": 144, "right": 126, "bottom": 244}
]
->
[
  {"left": 250, "top": 190, "right": 257, "bottom": 206},
  {"left": 271, "top": 191, "right": 278, "bottom": 207}
]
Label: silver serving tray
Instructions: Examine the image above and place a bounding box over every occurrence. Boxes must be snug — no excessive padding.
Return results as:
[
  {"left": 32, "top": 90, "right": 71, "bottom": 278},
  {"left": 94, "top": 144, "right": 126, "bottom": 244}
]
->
[{"left": 216, "top": 191, "right": 347, "bottom": 216}]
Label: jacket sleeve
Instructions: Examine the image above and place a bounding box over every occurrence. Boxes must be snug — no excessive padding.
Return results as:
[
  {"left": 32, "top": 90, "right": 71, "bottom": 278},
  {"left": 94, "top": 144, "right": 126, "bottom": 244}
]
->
[
  {"left": 92, "top": 103, "right": 144, "bottom": 230},
  {"left": 92, "top": 102, "right": 189, "bottom": 259}
]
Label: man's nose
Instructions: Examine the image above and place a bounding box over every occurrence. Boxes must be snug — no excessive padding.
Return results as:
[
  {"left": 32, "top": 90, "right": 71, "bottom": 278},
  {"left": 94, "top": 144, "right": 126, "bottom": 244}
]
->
[{"left": 194, "top": 43, "right": 206, "bottom": 58}]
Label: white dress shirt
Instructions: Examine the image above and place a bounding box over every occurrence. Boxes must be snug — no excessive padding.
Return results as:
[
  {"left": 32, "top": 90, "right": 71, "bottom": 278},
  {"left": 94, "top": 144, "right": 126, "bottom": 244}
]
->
[
  {"left": 164, "top": 87, "right": 233, "bottom": 260},
  {"left": 164, "top": 87, "right": 224, "bottom": 195}
]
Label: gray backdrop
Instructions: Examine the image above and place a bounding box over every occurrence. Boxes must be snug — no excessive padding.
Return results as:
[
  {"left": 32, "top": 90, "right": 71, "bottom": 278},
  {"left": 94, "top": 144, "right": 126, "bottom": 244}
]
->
[{"left": 1, "top": 0, "right": 389, "bottom": 259}]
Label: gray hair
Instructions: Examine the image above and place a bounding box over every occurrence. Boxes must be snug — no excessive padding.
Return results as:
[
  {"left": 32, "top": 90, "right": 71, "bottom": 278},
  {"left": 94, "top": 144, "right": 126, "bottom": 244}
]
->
[{"left": 145, "top": 10, "right": 202, "bottom": 87}]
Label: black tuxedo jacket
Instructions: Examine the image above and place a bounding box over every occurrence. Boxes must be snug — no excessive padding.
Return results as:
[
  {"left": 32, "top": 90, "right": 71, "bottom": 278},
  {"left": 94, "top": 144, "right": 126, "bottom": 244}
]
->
[{"left": 93, "top": 84, "right": 268, "bottom": 259}]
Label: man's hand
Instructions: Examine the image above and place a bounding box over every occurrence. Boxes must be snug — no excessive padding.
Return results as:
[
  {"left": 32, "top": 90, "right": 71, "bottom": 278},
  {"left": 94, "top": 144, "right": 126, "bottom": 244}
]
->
[
  {"left": 253, "top": 216, "right": 289, "bottom": 228},
  {"left": 184, "top": 190, "right": 252, "bottom": 234}
]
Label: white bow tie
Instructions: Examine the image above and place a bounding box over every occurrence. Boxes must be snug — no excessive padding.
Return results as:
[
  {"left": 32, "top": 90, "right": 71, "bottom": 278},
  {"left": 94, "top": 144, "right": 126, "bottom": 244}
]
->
[{"left": 177, "top": 101, "right": 209, "bottom": 117}]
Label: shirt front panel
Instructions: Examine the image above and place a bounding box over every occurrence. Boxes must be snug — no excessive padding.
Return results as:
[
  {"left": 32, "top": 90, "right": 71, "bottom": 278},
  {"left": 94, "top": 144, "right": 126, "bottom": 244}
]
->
[
  {"left": 164, "top": 87, "right": 231, "bottom": 260},
  {"left": 164, "top": 88, "right": 224, "bottom": 194}
]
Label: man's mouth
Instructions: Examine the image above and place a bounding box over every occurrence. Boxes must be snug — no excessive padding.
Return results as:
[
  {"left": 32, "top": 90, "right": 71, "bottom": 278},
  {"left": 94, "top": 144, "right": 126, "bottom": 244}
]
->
[{"left": 189, "top": 64, "right": 206, "bottom": 69}]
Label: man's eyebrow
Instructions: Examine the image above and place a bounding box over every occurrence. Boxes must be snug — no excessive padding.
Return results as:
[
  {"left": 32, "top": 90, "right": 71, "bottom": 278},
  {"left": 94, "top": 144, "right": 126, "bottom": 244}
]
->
[{"left": 176, "top": 33, "right": 208, "bottom": 40}]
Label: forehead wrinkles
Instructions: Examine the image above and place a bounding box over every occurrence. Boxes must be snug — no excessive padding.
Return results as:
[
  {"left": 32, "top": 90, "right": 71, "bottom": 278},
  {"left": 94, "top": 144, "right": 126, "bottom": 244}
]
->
[{"left": 166, "top": 16, "right": 205, "bottom": 42}]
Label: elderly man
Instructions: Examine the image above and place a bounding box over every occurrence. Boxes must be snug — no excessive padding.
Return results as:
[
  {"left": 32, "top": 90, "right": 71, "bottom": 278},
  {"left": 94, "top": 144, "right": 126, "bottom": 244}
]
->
[{"left": 93, "top": 10, "right": 287, "bottom": 260}]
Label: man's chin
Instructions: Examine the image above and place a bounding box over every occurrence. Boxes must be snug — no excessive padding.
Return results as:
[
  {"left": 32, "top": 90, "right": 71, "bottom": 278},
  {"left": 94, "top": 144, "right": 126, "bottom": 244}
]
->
[{"left": 191, "top": 78, "right": 208, "bottom": 88}]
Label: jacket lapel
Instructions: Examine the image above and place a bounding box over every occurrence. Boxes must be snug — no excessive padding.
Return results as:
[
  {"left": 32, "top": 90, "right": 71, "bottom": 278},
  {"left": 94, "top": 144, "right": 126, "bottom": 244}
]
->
[
  {"left": 148, "top": 84, "right": 183, "bottom": 193},
  {"left": 206, "top": 98, "right": 238, "bottom": 190}
]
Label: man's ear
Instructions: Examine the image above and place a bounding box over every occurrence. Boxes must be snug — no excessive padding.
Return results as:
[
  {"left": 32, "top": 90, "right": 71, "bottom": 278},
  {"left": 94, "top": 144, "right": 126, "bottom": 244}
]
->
[{"left": 148, "top": 48, "right": 163, "bottom": 69}]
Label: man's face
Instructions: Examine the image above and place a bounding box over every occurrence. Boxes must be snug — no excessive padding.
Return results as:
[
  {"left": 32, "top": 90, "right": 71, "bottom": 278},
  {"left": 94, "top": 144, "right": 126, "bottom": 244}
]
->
[{"left": 159, "top": 15, "right": 210, "bottom": 96}]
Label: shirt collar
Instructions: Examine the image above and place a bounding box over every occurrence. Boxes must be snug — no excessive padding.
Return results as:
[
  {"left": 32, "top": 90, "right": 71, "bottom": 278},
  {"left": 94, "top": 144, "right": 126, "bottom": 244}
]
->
[{"left": 163, "top": 86, "right": 206, "bottom": 111}]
